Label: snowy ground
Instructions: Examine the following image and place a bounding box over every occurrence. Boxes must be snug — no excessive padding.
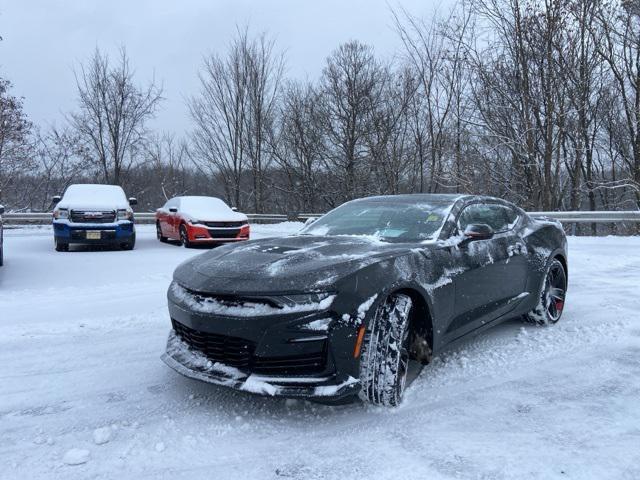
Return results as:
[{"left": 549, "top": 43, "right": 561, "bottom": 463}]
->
[{"left": 1, "top": 225, "right": 639, "bottom": 480}]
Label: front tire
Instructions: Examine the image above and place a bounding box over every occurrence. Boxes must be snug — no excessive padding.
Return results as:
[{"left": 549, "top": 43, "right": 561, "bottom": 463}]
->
[
  {"left": 526, "top": 258, "right": 567, "bottom": 325},
  {"left": 121, "top": 234, "right": 136, "bottom": 251},
  {"left": 55, "top": 239, "right": 69, "bottom": 252},
  {"left": 359, "top": 293, "right": 413, "bottom": 407},
  {"left": 179, "top": 225, "right": 192, "bottom": 248}
]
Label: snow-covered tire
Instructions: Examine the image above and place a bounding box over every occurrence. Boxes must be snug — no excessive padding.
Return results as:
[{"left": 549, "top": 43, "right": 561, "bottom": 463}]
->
[
  {"left": 359, "top": 293, "right": 413, "bottom": 407},
  {"left": 526, "top": 258, "right": 567, "bottom": 325}
]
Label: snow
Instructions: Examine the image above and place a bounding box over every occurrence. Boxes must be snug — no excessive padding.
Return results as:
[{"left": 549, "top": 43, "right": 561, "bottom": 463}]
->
[
  {"left": 92, "top": 427, "right": 112, "bottom": 445},
  {"left": 300, "top": 318, "right": 332, "bottom": 331},
  {"left": 357, "top": 294, "right": 378, "bottom": 320},
  {"left": 1, "top": 227, "right": 640, "bottom": 479},
  {"left": 62, "top": 448, "right": 90, "bottom": 466},
  {"left": 56, "top": 184, "right": 131, "bottom": 211},
  {"left": 170, "top": 282, "right": 336, "bottom": 316}
]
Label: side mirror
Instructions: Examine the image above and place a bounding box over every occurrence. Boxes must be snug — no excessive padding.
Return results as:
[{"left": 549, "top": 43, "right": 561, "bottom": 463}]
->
[
  {"left": 0, "top": 205, "right": 4, "bottom": 215},
  {"left": 169, "top": 207, "right": 178, "bottom": 213},
  {"left": 462, "top": 223, "right": 494, "bottom": 244},
  {"left": 304, "top": 217, "right": 317, "bottom": 226},
  {"left": 52, "top": 195, "right": 61, "bottom": 204},
  {"left": 128, "top": 197, "right": 138, "bottom": 206},
  {"left": 231, "top": 206, "right": 238, "bottom": 212}
]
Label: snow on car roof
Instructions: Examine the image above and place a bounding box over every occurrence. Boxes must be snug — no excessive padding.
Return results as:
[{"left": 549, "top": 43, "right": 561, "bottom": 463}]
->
[
  {"left": 176, "top": 196, "right": 247, "bottom": 222},
  {"left": 59, "top": 184, "right": 130, "bottom": 210},
  {"left": 179, "top": 196, "right": 233, "bottom": 212}
]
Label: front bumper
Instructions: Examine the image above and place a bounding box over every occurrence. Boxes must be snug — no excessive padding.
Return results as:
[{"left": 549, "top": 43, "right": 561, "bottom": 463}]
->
[
  {"left": 161, "top": 331, "right": 359, "bottom": 400},
  {"left": 162, "top": 287, "right": 364, "bottom": 401},
  {"left": 186, "top": 223, "right": 250, "bottom": 243},
  {"left": 53, "top": 220, "right": 135, "bottom": 245}
]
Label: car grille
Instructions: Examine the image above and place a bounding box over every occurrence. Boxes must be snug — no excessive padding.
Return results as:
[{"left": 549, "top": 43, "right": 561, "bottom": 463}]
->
[
  {"left": 172, "top": 319, "right": 327, "bottom": 375},
  {"left": 204, "top": 221, "right": 245, "bottom": 228},
  {"left": 70, "top": 210, "right": 116, "bottom": 223},
  {"left": 172, "top": 320, "right": 254, "bottom": 369},
  {"left": 252, "top": 348, "right": 328, "bottom": 375},
  {"left": 207, "top": 228, "right": 241, "bottom": 239}
]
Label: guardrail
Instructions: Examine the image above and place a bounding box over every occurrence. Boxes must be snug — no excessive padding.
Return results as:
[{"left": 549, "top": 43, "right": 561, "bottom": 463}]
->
[
  {"left": 528, "top": 211, "right": 640, "bottom": 223},
  {"left": 0, "top": 212, "right": 322, "bottom": 225},
  {"left": 2, "top": 210, "right": 639, "bottom": 224}
]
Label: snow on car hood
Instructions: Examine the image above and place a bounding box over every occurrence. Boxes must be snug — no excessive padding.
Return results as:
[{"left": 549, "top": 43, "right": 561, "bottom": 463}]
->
[
  {"left": 173, "top": 234, "right": 414, "bottom": 294},
  {"left": 57, "top": 184, "right": 131, "bottom": 210}
]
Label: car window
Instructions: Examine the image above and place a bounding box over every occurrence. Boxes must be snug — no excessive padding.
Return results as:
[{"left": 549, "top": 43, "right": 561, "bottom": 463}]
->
[
  {"left": 301, "top": 201, "right": 451, "bottom": 242},
  {"left": 458, "top": 203, "right": 518, "bottom": 233}
]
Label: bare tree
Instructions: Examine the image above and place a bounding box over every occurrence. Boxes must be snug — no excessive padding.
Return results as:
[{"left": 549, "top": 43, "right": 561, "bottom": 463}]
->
[
  {"left": 70, "top": 48, "right": 163, "bottom": 186},
  {"left": 0, "top": 78, "right": 33, "bottom": 204},
  {"left": 243, "top": 32, "right": 285, "bottom": 212},
  {"left": 272, "top": 81, "right": 326, "bottom": 212},
  {"left": 33, "top": 126, "right": 88, "bottom": 210},
  {"left": 189, "top": 33, "right": 250, "bottom": 209},
  {"left": 318, "top": 40, "right": 387, "bottom": 203}
]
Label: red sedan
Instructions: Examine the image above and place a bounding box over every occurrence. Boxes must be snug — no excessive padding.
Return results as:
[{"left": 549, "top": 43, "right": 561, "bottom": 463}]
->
[{"left": 156, "top": 196, "right": 250, "bottom": 247}]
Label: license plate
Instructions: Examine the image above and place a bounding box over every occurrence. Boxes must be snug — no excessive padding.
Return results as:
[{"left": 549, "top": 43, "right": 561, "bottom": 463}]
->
[{"left": 86, "top": 231, "right": 101, "bottom": 240}]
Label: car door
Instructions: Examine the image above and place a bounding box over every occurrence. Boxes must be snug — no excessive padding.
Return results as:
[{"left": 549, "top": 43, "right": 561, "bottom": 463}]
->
[
  {"left": 158, "top": 199, "right": 173, "bottom": 238},
  {"left": 446, "top": 202, "right": 529, "bottom": 339},
  {"left": 171, "top": 198, "right": 183, "bottom": 238}
]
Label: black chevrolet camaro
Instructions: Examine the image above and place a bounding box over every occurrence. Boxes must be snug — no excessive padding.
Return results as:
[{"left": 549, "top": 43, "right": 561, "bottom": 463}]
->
[{"left": 162, "top": 194, "right": 568, "bottom": 406}]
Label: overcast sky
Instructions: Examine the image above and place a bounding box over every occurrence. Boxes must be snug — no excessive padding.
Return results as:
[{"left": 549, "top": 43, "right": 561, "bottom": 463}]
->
[{"left": 0, "top": 0, "right": 442, "bottom": 135}]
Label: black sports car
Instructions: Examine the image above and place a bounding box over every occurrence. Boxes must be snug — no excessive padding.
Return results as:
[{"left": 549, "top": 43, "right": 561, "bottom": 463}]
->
[{"left": 162, "top": 194, "right": 568, "bottom": 406}]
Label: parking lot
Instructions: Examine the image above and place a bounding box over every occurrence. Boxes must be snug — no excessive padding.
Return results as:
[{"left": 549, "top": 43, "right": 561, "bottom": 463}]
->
[{"left": 1, "top": 225, "right": 639, "bottom": 479}]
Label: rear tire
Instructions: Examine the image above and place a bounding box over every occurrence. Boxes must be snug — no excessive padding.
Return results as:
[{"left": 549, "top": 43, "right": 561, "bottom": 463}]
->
[
  {"left": 526, "top": 258, "right": 567, "bottom": 325},
  {"left": 156, "top": 222, "right": 168, "bottom": 243},
  {"left": 179, "top": 225, "right": 192, "bottom": 248},
  {"left": 55, "top": 239, "right": 69, "bottom": 252},
  {"left": 359, "top": 293, "right": 413, "bottom": 407}
]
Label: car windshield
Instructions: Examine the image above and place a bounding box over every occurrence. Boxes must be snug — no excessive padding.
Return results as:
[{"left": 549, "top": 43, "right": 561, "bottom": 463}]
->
[{"left": 300, "top": 200, "right": 451, "bottom": 242}]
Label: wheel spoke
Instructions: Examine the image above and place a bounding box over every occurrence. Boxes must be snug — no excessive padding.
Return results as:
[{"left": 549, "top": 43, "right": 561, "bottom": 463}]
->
[{"left": 550, "top": 287, "right": 565, "bottom": 301}]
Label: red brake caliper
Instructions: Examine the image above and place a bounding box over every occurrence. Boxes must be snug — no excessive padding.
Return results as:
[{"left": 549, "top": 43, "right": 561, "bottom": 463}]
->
[{"left": 555, "top": 299, "right": 564, "bottom": 312}]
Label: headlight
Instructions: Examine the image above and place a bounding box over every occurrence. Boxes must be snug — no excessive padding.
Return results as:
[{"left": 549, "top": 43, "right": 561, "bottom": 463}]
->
[
  {"left": 278, "top": 292, "right": 335, "bottom": 309},
  {"left": 54, "top": 208, "right": 69, "bottom": 219},
  {"left": 117, "top": 209, "right": 133, "bottom": 221}
]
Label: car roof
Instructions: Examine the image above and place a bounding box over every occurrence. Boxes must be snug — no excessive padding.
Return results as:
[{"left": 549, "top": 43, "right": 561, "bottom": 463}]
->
[{"left": 349, "top": 193, "right": 502, "bottom": 205}]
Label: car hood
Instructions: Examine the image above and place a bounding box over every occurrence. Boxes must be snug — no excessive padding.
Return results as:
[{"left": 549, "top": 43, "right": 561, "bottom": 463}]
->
[{"left": 173, "top": 235, "right": 417, "bottom": 294}]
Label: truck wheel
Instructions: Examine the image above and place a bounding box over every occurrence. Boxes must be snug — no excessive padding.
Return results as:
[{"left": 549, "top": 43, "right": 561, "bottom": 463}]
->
[
  {"left": 121, "top": 234, "right": 136, "bottom": 251},
  {"left": 55, "top": 239, "right": 69, "bottom": 252},
  {"left": 359, "top": 293, "right": 413, "bottom": 407}
]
